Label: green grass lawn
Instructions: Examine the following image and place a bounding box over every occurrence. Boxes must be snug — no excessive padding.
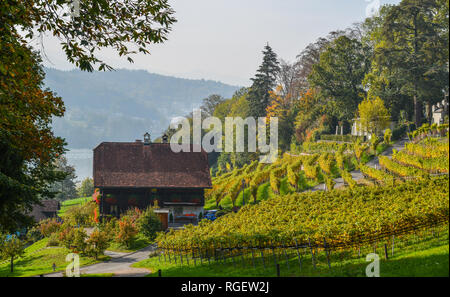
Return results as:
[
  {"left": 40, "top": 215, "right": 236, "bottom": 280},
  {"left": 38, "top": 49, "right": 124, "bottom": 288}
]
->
[
  {"left": 0, "top": 238, "right": 109, "bottom": 277},
  {"left": 132, "top": 227, "right": 449, "bottom": 277},
  {"left": 106, "top": 234, "right": 152, "bottom": 253},
  {"left": 58, "top": 197, "right": 90, "bottom": 217}
]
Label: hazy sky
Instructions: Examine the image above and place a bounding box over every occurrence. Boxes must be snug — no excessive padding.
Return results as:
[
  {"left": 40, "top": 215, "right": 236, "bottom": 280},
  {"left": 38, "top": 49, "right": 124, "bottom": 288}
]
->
[{"left": 38, "top": 0, "right": 401, "bottom": 86}]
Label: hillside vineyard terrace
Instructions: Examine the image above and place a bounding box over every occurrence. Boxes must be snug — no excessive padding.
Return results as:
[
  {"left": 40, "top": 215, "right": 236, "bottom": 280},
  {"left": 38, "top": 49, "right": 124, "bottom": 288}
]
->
[{"left": 169, "top": 109, "right": 279, "bottom": 163}]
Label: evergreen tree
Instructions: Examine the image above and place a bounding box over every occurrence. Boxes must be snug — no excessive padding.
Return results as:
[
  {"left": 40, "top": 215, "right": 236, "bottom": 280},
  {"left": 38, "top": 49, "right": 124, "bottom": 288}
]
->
[
  {"left": 51, "top": 156, "right": 78, "bottom": 201},
  {"left": 247, "top": 44, "right": 281, "bottom": 118}
]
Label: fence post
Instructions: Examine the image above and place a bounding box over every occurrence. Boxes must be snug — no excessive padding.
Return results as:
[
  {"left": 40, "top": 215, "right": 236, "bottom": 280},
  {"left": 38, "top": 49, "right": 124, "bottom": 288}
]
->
[
  {"left": 179, "top": 249, "right": 183, "bottom": 266},
  {"left": 282, "top": 242, "right": 290, "bottom": 271},
  {"left": 294, "top": 239, "right": 302, "bottom": 271},
  {"left": 391, "top": 235, "right": 395, "bottom": 257},
  {"left": 173, "top": 247, "right": 177, "bottom": 265},
  {"left": 272, "top": 246, "right": 277, "bottom": 271},
  {"left": 163, "top": 249, "right": 166, "bottom": 263},
  {"left": 193, "top": 247, "right": 196, "bottom": 266},
  {"left": 186, "top": 249, "right": 190, "bottom": 266},
  {"left": 384, "top": 244, "right": 388, "bottom": 260},
  {"left": 276, "top": 263, "right": 280, "bottom": 277},
  {"left": 261, "top": 248, "right": 266, "bottom": 270},
  {"left": 250, "top": 244, "right": 256, "bottom": 269},
  {"left": 199, "top": 247, "right": 203, "bottom": 265},
  {"left": 308, "top": 238, "right": 316, "bottom": 270},
  {"left": 323, "top": 238, "right": 331, "bottom": 269}
]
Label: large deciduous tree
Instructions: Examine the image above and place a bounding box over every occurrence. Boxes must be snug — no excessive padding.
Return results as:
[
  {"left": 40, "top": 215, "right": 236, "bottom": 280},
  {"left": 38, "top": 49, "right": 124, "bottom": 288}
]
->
[
  {"left": 0, "top": 0, "right": 176, "bottom": 233},
  {"left": 370, "top": 0, "right": 449, "bottom": 126},
  {"left": 309, "top": 35, "right": 372, "bottom": 124}
]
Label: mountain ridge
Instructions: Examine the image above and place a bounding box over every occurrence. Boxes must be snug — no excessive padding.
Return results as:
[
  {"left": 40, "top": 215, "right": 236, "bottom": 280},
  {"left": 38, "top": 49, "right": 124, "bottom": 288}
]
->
[{"left": 44, "top": 67, "right": 241, "bottom": 149}]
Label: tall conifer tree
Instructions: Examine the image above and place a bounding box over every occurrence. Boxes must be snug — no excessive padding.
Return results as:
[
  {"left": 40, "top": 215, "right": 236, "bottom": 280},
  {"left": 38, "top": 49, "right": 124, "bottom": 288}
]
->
[{"left": 247, "top": 44, "right": 281, "bottom": 118}]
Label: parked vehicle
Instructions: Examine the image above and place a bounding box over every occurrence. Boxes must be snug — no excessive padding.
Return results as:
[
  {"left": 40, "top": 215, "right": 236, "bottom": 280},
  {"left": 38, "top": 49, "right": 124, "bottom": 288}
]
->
[{"left": 204, "top": 210, "right": 218, "bottom": 221}]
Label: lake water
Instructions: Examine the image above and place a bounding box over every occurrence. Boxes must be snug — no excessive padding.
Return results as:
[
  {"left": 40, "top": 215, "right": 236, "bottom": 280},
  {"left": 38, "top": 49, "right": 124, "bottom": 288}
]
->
[{"left": 66, "top": 148, "right": 93, "bottom": 184}]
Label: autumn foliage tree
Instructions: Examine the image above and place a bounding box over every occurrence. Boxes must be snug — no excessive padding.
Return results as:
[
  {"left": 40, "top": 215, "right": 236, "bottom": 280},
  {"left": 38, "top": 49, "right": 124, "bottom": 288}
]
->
[{"left": 0, "top": 0, "right": 176, "bottom": 233}]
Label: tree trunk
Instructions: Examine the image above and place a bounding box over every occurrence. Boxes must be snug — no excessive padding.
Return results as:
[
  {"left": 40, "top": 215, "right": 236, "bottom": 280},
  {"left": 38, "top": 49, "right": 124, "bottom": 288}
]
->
[
  {"left": 10, "top": 257, "right": 14, "bottom": 273},
  {"left": 414, "top": 95, "right": 422, "bottom": 128},
  {"left": 426, "top": 102, "right": 433, "bottom": 124}
]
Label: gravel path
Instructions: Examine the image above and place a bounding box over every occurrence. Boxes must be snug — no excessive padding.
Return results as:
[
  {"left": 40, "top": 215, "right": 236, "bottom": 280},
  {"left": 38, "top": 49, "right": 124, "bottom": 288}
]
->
[
  {"left": 43, "top": 245, "right": 155, "bottom": 277},
  {"left": 365, "top": 137, "right": 409, "bottom": 169}
]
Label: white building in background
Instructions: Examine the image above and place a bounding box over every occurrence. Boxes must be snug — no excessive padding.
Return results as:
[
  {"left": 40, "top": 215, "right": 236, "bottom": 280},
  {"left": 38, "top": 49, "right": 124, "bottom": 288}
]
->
[
  {"left": 431, "top": 98, "right": 449, "bottom": 125},
  {"left": 351, "top": 118, "right": 396, "bottom": 138}
]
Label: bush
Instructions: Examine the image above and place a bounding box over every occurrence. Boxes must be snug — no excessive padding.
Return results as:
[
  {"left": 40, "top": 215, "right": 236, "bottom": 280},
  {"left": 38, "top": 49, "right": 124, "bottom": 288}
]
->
[
  {"left": 392, "top": 125, "right": 407, "bottom": 141},
  {"left": 116, "top": 216, "right": 138, "bottom": 248},
  {"left": 384, "top": 129, "right": 392, "bottom": 144},
  {"left": 137, "top": 208, "right": 162, "bottom": 241},
  {"left": 38, "top": 218, "right": 61, "bottom": 237},
  {"left": 100, "top": 217, "right": 118, "bottom": 241},
  {"left": 58, "top": 225, "right": 76, "bottom": 249},
  {"left": 64, "top": 201, "right": 97, "bottom": 227},
  {"left": 87, "top": 230, "right": 109, "bottom": 259},
  {"left": 26, "top": 226, "right": 43, "bottom": 243},
  {"left": 320, "top": 134, "right": 366, "bottom": 142},
  {"left": 46, "top": 233, "right": 60, "bottom": 247},
  {"left": 72, "top": 229, "right": 88, "bottom": 253}
]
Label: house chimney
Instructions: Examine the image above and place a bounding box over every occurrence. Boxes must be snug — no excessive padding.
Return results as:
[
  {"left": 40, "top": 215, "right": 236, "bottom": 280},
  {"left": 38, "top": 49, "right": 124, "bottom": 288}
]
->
[
  {"left": 162, "top": 134, "right": 169, "bottom": 143},
  {"left": 143, "top": 132, "right": 151, "bottom": 145}
]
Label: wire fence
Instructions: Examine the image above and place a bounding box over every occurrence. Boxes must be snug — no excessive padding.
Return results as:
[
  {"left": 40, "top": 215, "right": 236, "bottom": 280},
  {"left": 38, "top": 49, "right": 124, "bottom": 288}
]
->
[{"left": 155, "top": 219, "right": 449, "bottom": 274}]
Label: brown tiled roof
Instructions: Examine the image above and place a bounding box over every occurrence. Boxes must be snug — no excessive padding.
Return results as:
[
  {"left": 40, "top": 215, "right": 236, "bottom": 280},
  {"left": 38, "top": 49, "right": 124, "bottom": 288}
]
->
[
  {"left": 93, "top": 142, "right": 212, "bottom": 189},
  {"left": 29, "top": 200, "right": 60, "bottom": 222}
]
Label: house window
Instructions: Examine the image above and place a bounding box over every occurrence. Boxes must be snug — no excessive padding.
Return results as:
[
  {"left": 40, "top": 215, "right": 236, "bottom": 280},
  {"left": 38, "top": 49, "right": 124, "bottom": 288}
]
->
[{"left": 174, "top": 207, "right": 183, "bottom": 216}]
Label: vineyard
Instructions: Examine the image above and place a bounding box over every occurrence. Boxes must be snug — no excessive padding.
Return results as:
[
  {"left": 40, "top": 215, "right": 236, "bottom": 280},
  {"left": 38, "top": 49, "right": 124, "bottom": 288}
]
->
[
  {"left": 360, "top": 136, "right": 449, "bottom": 184},
  {"left": 157, "top": 176, "right": 449, "bottom": 251},
  {"left": 155, "top": 131, "right": 449, "bottom": 276},
  {"left": 205, "top": 141, "right": 357, "bottom": 210}
]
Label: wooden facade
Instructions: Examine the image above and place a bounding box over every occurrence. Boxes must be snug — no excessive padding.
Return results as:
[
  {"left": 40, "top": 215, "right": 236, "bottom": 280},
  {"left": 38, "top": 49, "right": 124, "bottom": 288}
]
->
[{"left": 93, "top": 140, "right": 211, "bottom": 223}]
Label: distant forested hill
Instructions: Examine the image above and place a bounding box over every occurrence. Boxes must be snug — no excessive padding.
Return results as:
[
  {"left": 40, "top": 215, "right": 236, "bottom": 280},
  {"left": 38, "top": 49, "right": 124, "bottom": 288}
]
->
[{"left": 45, "top": 68, "right": 240, "bottom": 149}]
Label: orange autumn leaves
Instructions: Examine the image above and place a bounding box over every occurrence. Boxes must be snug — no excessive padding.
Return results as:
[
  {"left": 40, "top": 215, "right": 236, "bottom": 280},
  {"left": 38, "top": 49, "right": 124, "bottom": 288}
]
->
[{"left": 0, "top": 36, "right": 65, "bottom": 164}]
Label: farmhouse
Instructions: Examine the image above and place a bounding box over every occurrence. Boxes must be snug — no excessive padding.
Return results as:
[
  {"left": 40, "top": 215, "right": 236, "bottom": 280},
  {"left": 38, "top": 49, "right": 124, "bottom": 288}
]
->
[
  {"left": 93, "top": 134, "right": 212, "bottom": 226},
  {"left": 29, "top": 200, "right": 60, "bottom": 223}
]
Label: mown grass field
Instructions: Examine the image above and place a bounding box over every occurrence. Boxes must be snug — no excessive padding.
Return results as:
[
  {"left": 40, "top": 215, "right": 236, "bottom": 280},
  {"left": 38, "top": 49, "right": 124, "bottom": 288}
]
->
[
  {"left": 133, "top": 227, "right": 449, "bottom": 277},
  {"left": 58, "top": 197, "right": 91, "bottom": 217},
  {"left": 0, "top": 238, "right": 109, "bottom": 277}
]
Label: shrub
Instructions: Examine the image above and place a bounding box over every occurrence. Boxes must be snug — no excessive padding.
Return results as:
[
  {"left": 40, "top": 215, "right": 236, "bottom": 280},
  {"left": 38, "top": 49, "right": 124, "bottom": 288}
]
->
[
  {"left": 38, "top": 218, "right": 61, "bottom": 237},
  {"left": 87, "top": 230, "right": 109, "bottom": 259},
  {"left": 46, "top": 233, "right": 60, "bottom": 247},
  {"left": 391, "top": 125, "right": 407, "bottom": 141},
  {"left": 58, "top": 225, "right": 76, "bottom": 249},
  {"left": 116, "top": 216, "right": 138, "bottom": 248},
  {"left": 370, "top": 135, "right": 381, "bottom": 154},
  {"left": 72, "top": 229, "right": 88, "bottom": 253},
  {"left": 101, "top": 217, "right": 118, "bottom": 241},
  {"left": 320, "top": 134, "right": 366, "bottom": 142},
  {"left": 384, "top": 129, "right": 392, "bottom": 144},
  {"left": 137, "top": 207, "right": 162, "bottom": 241},
  {"left": 26, "top": 226, "right": 43, "bottom": 243},
  {"left": 64, "top": 201, "right": 97, "bottom": 227}
]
